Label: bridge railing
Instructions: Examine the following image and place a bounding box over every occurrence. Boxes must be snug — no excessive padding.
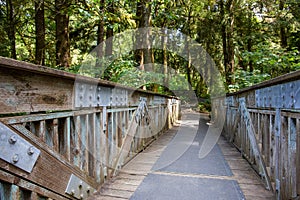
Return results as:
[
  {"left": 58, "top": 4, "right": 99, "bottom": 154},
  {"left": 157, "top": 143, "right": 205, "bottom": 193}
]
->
[
  {"left": 0, "top": 57, "right": 180, "bottom": 199},
  {"left": 223, "top": 70, "right": 300, "bottom": 200}
]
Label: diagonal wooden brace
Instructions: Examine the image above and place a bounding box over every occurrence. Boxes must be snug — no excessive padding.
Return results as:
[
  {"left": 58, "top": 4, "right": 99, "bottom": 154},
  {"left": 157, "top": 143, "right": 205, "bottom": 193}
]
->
[{"left": 239, "top": 97, "right": 273, "bottom": 192}]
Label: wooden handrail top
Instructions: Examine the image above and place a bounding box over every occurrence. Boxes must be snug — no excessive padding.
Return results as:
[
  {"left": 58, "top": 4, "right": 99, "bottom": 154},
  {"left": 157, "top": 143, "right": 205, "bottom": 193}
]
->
[{"left": 0, "top": 56, "right": 178, "bottom": 99}]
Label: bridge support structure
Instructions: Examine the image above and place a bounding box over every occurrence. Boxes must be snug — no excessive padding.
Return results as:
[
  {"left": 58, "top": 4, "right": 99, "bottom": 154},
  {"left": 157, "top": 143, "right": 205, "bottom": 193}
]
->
[
  {"left": 221, "top": 70, "right": 300, "bottom": 200},
  {"left": 0, "top": 57, "right": 180, "bottom": 199}
]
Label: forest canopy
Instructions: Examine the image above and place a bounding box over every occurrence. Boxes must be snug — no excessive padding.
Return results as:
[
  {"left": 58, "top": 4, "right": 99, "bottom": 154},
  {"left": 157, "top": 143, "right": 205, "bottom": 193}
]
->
[{"left": 0, "top": 0, "right": 299, "bottom": 102}]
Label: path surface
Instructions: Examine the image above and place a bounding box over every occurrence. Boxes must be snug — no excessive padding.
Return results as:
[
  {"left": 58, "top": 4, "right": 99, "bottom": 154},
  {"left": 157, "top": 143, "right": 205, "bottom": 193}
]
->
[{"left": 90, "top": 111, "right": 274, "bottom": 200}]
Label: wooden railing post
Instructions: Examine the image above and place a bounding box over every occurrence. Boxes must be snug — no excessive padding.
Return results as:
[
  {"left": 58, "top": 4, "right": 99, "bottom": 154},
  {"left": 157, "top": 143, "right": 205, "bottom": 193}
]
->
[{"left": 274, "top": 108, "right": 281, "bottom": 200}]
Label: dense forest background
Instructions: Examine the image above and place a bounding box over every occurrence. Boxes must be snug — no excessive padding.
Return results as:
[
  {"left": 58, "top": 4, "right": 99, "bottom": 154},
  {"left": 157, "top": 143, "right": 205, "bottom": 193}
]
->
[{"left": 0, "top": 0, "right": 299, "bottom": 107}]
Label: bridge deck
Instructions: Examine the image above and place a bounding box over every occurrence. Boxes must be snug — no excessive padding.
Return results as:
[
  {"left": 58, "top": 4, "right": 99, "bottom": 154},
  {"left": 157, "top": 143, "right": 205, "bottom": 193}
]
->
[{"left": 90, "top": 110, "right": 274, "bottom": 200}]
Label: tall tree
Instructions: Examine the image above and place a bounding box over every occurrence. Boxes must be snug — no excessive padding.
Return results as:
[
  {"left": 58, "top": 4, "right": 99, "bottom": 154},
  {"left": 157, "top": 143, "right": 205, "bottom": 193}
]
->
[
  {"left": 279, "top": 0, "right": 287, "bottom": 48},
  {"left": 105, "top": 0, "right": 114, "bottom": 56},
  {"left": 136, "top": 0, "right": 152, "bottom": 72},
  {"left": 6, "top": 0, "right": 16, "bottom": 59},
  {"left": 227, "top": 0, "right": 235, "bottom": 84},
  {"left": 35, "top": 0, "right": 45, "bottom": 65},
  {"left": 55, "top": 0, "right": 71, "bottom": 68},
  {"left": 97, "top": 0, "right": 105, "bottom": 46}
]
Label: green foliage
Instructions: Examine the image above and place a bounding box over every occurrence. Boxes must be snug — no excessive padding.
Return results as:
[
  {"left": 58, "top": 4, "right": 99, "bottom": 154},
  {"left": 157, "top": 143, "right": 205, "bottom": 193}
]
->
[
  {"left": 198, "top": 99, "right": 211, "bottom": 113},
  {"left": 242, "top": 44, "right": 300, "bottom": 78},
  {"left": 228, "top": 69, "right": 270, "bottom": 92}
]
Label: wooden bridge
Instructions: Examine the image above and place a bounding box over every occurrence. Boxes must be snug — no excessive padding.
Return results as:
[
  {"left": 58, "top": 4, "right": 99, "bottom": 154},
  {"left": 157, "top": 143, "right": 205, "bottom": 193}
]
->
[{"left": 0, "top": 57, "right": 298, "bottom": 199}]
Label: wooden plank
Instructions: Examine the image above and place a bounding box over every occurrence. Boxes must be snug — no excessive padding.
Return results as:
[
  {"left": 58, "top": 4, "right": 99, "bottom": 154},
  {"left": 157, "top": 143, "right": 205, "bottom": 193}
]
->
[
  {"left": 65, "top": 117, "right": 71, "bottom": 161},
  {"left": 0, "top": 67, "right": 74, "bottom": 114},
  {"left": 288, "top": 118, "right": 297, "bottom": 199},
  {"left": 90, "top": 196, "right": 127, "bottom": 200},
  {"left": 274, "top": 109, "right": 281, "bottom": 200},
  {"left": 94, "top": 113, "right": 100, "bottom": 183},
  {"left": 99, "top": 188, "right": 133, "bottom": 199},
  {"left": 104, "top": 108, "right": 109, "bottom": 179},
  {"left": 230, "top": 108, "right": 240, "bottom": 143},
  {"left": 81, "top": 115, "right": 88, "bottom": 172},
  {"left": 74, "top": 115, "right": 81, "bottom": 167},
  {"left": 100, "top": 111, "right": 107, "bottom": 182},
  {"left": 269, "top": 114, "right": 275, "bottom": 180},
  {"left": 88, "top": 114, "right": 95, "bottom": 178},
  {"left": 39, "top": 120, "right": 46, "bottom": 142},
  {"left": 1, "top": 109, "right": 102, "bottom": 125},
  {"left": 280, "top": 116, "right": 288, "bottom": 199},
  {"left": 53, "top": 119, "right": 59, "bottom": 152},
  {"left": 297, "top": 119, "right": 300, "bottom": 195}
]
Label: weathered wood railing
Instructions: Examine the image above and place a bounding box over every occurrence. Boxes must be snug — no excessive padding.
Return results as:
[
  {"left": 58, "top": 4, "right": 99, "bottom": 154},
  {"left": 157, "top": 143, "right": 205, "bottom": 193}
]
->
[
  {"left": 0, "top": 57, "right": 180, "bottom": 199},
  {"left": 223, "top": 70, "right": 300, "bottom": 200}
]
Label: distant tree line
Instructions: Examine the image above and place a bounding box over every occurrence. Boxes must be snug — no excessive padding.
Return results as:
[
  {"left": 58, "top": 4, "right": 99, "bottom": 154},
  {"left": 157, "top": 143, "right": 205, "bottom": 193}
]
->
[{"left": 0, "top": 0, "right": 299, "bottom": 95}]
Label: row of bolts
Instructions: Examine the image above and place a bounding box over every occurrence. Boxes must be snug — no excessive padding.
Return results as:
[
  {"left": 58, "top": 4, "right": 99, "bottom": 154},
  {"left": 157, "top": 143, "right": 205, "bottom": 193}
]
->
[{"left": 8, "top": 135, "right": 35, "bottom": 163}]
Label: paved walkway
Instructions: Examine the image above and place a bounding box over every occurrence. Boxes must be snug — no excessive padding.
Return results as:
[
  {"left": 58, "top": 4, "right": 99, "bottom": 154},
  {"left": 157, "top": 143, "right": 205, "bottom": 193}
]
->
[{"left": 91, "top": 111, "right": 274, "bottom": 200}]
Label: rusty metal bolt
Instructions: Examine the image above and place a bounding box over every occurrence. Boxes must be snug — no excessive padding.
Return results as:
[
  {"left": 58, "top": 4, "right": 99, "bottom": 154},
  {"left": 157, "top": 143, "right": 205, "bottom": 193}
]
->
[
  {"left": 27, "top": 146, "right": 35, "bottom": 155},
  {"left": 12, "top": 154, "right": 19, "bottom": 163},
  {"left": 70, "top": 189, "right": 75, "bottom": 196},
  {"left": 9, "top": 135, "right": 17, "bottom": 144}
]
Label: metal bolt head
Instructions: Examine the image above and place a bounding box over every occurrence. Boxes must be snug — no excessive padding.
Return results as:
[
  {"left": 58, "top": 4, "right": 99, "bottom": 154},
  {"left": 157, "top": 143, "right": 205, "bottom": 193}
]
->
[
  {"left": 12, "top": 154, "right": 19, "bottom": 163},
  {"left": 70, "top": 189, "right": 75, "bottom": 196},
  {"left": 27, "top": 146, "right": 35, "bottom": 155},
  {"left": 9, "top": 135, "right": 17, "bottom": 144},
  {"left": 79, "top": 181, "right": 83, "bottom": 188}
]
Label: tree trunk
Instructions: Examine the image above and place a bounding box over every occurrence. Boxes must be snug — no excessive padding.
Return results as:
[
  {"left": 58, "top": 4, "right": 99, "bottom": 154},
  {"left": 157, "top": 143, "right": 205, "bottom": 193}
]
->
[
  {"left": 55, "top": 0, "right": 71, "bottom": 68},
  {"left": 220, "top": 0, "right": 229, "bottom": 83},
  {"left": 35, "top": 0, "right": 45, "bottom": 65},
  {"left": 142, "top": 0, "right": 152, "bottom": 71},
  {"left": 97, "top": 0, "right": 105, "bottom": 46},
  {"left": 279, "top": 0, "right": 287, "bottom": 48},
  {"left": 163, "top": 30, "right": 168, "bottom": 88},
  {"left": 227, "top": 0, "right": 235, "bottom": 84},
  {"left": 135, "top": 1, "right": 143, "bottom": 69},
  {"left": 247, "top": 5, "right": 253, "bottom": 72},
  {"left": 95, "top": 0, "right": 105, "bottom": 75},
  {"left": 136, "top": 0, "right": 152, "bottom": 72},
  {"left": 105, "top": 1, "right": 114, "bottom": 56},
  {"left": 6, "top": 0, "right": 16, "bottom": 59}
]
